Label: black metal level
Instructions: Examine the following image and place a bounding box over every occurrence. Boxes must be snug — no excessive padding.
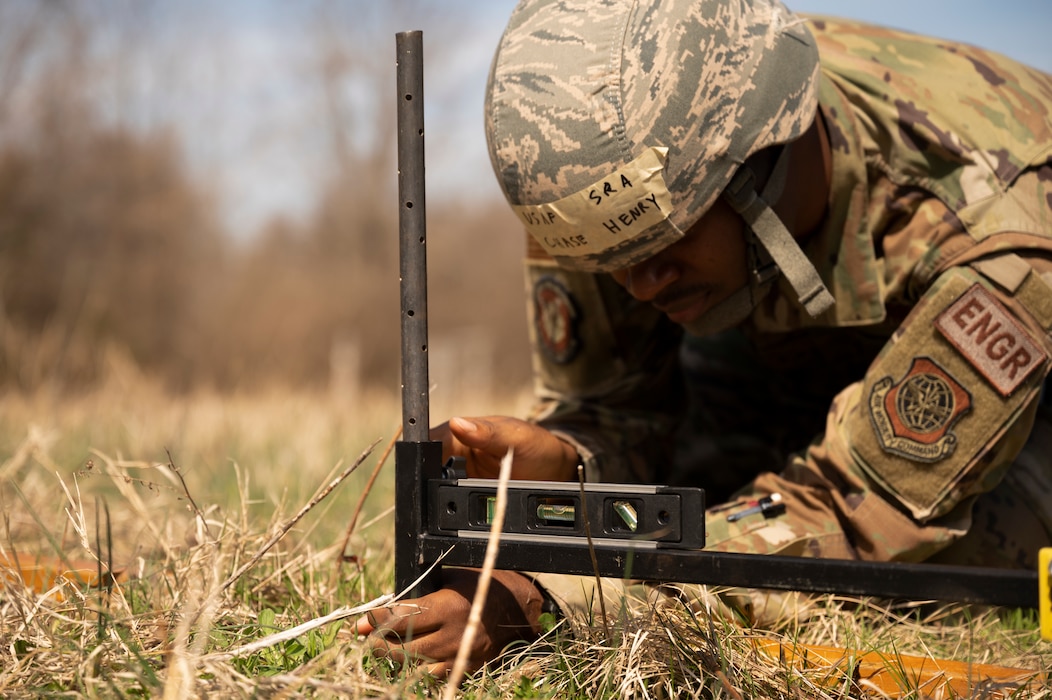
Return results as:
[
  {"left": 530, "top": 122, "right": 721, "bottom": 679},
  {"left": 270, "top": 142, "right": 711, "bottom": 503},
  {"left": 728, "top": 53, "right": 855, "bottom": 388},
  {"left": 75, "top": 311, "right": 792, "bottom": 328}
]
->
[{"left": 430, "top": 477, "right": 706, "bottom": 549}]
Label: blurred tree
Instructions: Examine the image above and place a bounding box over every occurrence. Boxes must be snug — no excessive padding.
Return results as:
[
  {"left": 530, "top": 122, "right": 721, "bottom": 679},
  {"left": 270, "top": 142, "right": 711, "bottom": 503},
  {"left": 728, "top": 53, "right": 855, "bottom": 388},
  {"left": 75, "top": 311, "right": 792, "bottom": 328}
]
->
[
  {"left": 0, "top": 0, "right": 533, "bottom": 399},
  {"left": 292, "top": 0, "right": 533, "bottom": 396},
  {"left": 0, "top": 0, "right": 225, "bottom": 390}
]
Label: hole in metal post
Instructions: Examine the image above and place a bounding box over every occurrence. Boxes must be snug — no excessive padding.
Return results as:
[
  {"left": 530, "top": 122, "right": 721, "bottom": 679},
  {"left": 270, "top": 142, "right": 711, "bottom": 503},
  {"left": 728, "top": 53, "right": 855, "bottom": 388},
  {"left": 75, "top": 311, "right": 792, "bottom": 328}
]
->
[
  {"left": 406, "top": 201, "right": 413, "bottom": 208},
  {"left": 407, "top": 310, "right": 415, "bottom": 317},
  {"left": 405, "top": 94, "right": 413, "bottom": 101}
]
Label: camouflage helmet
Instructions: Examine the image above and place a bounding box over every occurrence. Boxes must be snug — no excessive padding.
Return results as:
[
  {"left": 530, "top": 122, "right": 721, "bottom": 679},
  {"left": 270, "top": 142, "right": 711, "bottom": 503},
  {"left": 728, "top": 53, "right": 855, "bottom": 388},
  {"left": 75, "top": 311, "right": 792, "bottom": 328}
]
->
[{"left": 485, "top": 0, "right": 821, "bottom": 274}]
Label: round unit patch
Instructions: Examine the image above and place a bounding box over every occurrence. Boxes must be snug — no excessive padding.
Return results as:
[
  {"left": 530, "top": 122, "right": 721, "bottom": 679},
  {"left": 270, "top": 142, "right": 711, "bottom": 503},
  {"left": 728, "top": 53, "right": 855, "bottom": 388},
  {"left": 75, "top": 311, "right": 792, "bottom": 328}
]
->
[
  {"left": 896, "top": 372, "right": 957, "bottom": 434},
  {"left": 868, "top": 357, "right": 973, "bottom": 463},
  {"left": 533, "top": 276, "right": 580, "bottom": 365}
]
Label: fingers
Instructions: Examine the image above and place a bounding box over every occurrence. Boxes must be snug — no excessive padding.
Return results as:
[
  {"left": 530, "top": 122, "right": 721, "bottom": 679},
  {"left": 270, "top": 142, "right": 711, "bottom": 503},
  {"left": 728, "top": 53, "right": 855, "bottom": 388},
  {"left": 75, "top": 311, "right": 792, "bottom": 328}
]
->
[
  {"left": 356, "top": 608, "right": 430, "bottom": 670},
  {"left": 432, "top": 417, "right": 504, "bottom": 475},
  {"left": 354, "top": 571, "right": 538, "bottom": 678},
  {"left": 356, "top": 626, "right": 459, "bottom": 679},
  {"left": 447, "top": 415, "right": 541, "bottom": 463},
  {"left": 445, "top": 416, "right": 510, "bottom": 478},
  {"left": 354, "top": 611, "right": 454, "bottom": 676},
  {"left": 359, "top": 603, "right": 437, "bottom": 638},
  {"left": 356, "top": 600, "right": 458, "bottom": 671},
  {"left": 447, "top": 415, "right": 579, "bottom": 481},
  {"left": 356, "top": 582, "right": 481, "bottom": 675}
]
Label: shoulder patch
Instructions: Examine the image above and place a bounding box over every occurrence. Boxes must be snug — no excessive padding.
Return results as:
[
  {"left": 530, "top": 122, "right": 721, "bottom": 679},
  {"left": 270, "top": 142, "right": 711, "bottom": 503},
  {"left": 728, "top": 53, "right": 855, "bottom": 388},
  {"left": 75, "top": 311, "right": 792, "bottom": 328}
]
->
[
  {"left": 848, "top": 268, "right": 1046, "bottom": 521},
  {"left": 533, "top": 276, "right": 580, "bottom": 365},
  {"left": 934, "top": 283, "right": 1047, "bottom": 397},
  {"left": 868, "top": 357, "right": 972, "bottom": 463}
]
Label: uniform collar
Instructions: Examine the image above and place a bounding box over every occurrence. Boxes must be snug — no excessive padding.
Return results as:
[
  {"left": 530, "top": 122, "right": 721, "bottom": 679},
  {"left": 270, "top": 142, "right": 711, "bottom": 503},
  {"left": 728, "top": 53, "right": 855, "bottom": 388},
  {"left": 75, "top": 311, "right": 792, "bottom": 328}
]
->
[{"left": 752, "top": 72, "right": 887, "bottom": 331}]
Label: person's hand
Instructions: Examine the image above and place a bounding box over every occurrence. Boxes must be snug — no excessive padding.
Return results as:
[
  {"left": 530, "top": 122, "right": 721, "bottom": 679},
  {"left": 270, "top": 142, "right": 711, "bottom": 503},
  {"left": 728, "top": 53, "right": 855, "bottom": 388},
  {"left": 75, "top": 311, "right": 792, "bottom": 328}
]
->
[
  {"left": 355, "top": 568, "right": 545, "bottom": 676},
  {"left": 430, "top": 415, "right": 579, "bottom": 482}
]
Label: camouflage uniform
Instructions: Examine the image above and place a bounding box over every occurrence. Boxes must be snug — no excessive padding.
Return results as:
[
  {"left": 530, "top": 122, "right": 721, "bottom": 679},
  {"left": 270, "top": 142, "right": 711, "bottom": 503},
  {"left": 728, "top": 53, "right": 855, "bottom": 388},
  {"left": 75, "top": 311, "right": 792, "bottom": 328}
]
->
[{"left": 518, "top": 16, "right": 1052, "bottom": 620}]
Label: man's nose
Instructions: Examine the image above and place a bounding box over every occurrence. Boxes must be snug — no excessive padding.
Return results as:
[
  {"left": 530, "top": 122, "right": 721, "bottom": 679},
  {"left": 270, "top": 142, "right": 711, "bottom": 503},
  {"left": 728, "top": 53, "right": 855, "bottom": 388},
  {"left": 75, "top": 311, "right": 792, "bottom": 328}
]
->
[{"left": 613, "top": 258, "right": 679, "bottom": 301}]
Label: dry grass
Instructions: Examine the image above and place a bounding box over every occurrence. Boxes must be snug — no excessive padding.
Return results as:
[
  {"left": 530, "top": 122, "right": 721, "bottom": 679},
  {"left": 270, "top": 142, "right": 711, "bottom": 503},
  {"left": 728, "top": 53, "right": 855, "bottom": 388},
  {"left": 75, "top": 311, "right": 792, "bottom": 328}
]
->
[{"left": 0, "top": 382, "right": 1049, "bottom": 698}]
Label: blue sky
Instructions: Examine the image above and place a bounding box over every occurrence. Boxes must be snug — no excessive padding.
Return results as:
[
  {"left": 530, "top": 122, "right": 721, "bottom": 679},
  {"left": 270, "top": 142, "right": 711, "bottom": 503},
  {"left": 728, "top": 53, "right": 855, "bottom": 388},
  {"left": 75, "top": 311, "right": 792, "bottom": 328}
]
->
[
  {"left": 791, "top": 0, "right": 1050, "bottom": 73},
  {"left": 128, "top": 0, "right": 1051, "bottom": 238}
]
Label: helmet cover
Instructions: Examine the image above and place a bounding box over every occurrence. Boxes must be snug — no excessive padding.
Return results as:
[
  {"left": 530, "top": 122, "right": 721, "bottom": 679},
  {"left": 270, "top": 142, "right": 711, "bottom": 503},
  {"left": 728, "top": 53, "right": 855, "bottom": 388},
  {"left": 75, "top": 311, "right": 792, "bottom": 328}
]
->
[{"left": 485, "top": 0, "right": 820, "bottom": 272}]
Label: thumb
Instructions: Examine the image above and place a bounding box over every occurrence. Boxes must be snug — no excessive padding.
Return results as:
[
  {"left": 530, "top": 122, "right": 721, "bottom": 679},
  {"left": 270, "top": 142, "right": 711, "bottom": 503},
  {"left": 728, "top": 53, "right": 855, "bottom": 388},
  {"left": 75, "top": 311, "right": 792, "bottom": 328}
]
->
[
  {"left": 448, "top": 416, "right": 492, "bottom": 449},
  {"left": 448, "top": 416, "right": 516, "bottom": 479}
]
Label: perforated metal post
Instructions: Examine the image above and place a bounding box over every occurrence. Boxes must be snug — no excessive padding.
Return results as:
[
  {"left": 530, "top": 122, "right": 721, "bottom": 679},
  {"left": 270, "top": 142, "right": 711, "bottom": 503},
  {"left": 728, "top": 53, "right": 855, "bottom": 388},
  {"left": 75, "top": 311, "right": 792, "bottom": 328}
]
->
[{"left": 395, "top": 30, "right": 443, "bottom": 597}]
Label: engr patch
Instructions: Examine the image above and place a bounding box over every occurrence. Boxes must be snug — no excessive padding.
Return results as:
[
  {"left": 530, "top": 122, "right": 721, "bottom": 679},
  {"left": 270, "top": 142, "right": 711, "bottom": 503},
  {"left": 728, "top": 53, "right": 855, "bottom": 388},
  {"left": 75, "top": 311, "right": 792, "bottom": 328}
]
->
[{"left": 935, "top": 283, "right": 1047, "bottom": 397}]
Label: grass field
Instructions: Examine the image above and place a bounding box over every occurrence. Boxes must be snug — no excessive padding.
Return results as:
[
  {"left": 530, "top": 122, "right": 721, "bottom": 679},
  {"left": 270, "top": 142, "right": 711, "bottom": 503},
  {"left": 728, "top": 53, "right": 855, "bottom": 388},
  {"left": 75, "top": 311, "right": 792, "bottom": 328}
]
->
[{"left": 0, "top": 379, "right": 1049, "bottom": 698}]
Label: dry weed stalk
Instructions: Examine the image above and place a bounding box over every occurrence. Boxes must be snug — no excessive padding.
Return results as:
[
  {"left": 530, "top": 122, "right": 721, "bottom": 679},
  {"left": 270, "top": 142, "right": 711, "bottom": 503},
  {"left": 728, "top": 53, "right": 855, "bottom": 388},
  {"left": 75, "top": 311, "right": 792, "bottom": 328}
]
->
[
  {"left": 337, "top": 424, "right": 401, "bottom": 574},
  {"left": 159, "top": 439, "right": 383, "bottom": 697},
  {"left": 92, "top": 450, "right": 181, "bottom": 563},
  {"left": 219, "top": 438, "right": 380, "bottom": 594},
  {"left": 443, "top": 448, "right": 514, "bottom": 695},
  {"left": 203, "top": 548, "right": 453, "bottom": 664},
  {"left": 1, "top": 392, "right": 1049, "bottom": 699},
  {"left": 204, "top": 593, "right": 395, "bottom": 661},
  {"left": 577, "top": 462, "right": 611, "bottom": 642}
]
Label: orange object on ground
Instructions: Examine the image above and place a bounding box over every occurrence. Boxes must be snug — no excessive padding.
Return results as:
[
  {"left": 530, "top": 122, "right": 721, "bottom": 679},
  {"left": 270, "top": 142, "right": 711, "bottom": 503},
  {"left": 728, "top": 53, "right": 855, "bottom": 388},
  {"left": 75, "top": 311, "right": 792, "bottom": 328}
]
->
[
  {"left": 0, "top": 553, "right": 126, "bottom": 599},
  {"left": 755, "top": 639, "right": 1047, "bottom": 698}
]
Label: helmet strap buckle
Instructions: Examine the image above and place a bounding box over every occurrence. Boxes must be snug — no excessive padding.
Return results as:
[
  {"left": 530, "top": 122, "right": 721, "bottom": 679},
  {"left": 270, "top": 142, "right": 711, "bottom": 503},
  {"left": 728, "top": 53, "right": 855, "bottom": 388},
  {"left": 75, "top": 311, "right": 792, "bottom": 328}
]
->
[{"left": 720, "top": 155, "right": 835, "bottom": 319}]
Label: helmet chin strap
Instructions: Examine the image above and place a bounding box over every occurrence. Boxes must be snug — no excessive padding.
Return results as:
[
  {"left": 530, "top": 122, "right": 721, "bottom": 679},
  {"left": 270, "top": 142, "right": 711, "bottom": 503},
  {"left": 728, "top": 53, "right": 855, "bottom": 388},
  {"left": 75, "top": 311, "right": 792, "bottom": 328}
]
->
[
  {"left": 683, "top": 146, "right": 834, "bottom": 337},
  {"left": 680, "top": 278, "right": 775, "bottom": 337}
]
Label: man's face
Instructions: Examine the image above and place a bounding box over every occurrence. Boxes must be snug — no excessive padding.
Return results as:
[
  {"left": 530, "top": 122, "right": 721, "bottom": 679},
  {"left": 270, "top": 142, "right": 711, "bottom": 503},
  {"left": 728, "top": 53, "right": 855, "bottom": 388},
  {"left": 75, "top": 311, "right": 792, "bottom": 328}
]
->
[{"left": 609, "top": 199, "right": 748, "bottom": 326}]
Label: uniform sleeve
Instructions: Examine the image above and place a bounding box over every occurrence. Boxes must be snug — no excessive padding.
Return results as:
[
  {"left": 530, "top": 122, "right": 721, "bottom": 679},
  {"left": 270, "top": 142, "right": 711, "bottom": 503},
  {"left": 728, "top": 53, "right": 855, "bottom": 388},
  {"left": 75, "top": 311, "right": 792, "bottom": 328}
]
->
[
  {"left": 523, "top": 252, "right": 687, "bottom": 484},
  {"left": 726, "top": 150, "right": 1052, "bottom": 565},
  {"left": 787, "top": 255, "right": 1052, "bottom": 563},
  {"left": 523, "top": 259, "right": 1052, "bottom": 629},
  {"left": 529, "top": 570, "right": 816, "bottom": 632}
]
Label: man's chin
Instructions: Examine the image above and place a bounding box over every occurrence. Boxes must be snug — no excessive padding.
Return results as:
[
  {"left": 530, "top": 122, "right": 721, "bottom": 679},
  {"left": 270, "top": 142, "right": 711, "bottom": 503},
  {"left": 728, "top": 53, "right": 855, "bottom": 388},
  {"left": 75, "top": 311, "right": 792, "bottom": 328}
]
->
[{"left": 677, "top": 284, "right": 762, "bottom": 337}]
